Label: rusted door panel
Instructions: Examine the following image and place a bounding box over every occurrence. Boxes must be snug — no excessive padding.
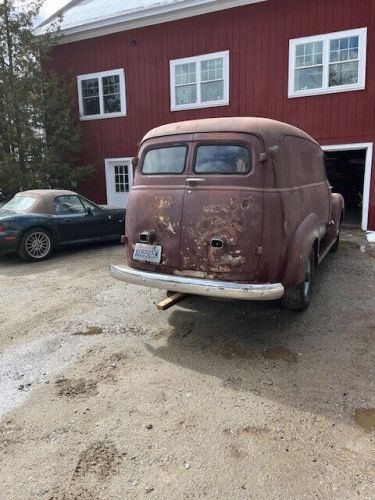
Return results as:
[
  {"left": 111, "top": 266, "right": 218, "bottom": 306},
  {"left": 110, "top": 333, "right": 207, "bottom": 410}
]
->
[
  {"left": 126, "top": 187, "right": 185, "bottom": 271},
  {"left": 180, "top": 133, "right": 264, "bottom": 281},
  {"left": 180, "top": 190, "right": 263, "bottom": 280},
  {"left": 125, "top": 134, "right": 193, "bottom": 272}
]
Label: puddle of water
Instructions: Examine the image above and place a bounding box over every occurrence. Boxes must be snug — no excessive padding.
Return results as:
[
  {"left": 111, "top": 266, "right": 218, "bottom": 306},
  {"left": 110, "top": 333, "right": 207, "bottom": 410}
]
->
[
  {"left": 219, "top": 344, "right": 254, "bottom": 360},
  {"left": 341, "top": 241, "right": 360, "bottom": 250},
  {"left": 263, "top": 347, "right": 298, "bottom": 364},
  {"left": 229, "top": 445, "right": 248, "bottom": 459},
  {"left": 365, "top": 248, "right": 375, "bottom": 258},
  {"left": 355, "top": 408, "right": 375, "bottom": 432},
  {"left": 73, "top": 326, "right": 103, "bottom": 336},
  {"left": 202, "top": 342, "right": 254, "bottom": 359},
  {"left": 341, "top": 240, "right": 375, "bottom": 258}
]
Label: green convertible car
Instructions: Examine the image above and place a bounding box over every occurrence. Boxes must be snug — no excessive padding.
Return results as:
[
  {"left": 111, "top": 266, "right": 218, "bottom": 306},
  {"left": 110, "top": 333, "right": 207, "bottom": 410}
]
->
[{"left": 0, "top": 189, "right": 125, "bottom": 262}]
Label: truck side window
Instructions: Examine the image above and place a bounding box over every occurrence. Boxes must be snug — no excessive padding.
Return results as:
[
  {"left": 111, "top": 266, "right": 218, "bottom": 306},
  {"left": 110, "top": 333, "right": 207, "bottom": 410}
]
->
[
  {"left": 142, "top": 146, "right": 187, "bottom": 174},
  {"left": 194, "top": 145, "right": 251, "bottom": 174}
]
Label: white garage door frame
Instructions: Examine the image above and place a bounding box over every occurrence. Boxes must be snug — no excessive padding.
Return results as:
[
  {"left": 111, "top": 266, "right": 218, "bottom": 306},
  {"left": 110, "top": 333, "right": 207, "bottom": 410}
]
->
[{"left": 322, "top": 142, "right": 373, "bottom": 231}]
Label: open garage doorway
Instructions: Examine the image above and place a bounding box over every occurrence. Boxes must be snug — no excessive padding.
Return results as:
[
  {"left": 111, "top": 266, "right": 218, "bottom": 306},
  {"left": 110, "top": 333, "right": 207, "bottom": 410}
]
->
[{"left": 322, "top": 143, "right": 373, "bottom": 230}]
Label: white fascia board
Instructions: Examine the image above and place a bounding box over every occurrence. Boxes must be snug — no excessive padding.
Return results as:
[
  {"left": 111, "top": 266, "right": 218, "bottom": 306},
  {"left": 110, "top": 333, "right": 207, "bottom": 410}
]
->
[{"left": 54, "top": 0, "right": 268, "bottom": 44}]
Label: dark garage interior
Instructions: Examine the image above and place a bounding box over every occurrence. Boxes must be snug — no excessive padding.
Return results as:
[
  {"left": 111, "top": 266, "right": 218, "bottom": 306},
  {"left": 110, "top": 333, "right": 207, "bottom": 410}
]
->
[{"left": 325, "top": 149, "right": 366, "bottom": 226}]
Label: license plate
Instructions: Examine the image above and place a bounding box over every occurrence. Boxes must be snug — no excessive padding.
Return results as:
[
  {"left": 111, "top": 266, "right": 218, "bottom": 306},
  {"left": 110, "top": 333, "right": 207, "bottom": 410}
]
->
[{"left": 133, "top": 243, "right": 162, "bottom": 264}]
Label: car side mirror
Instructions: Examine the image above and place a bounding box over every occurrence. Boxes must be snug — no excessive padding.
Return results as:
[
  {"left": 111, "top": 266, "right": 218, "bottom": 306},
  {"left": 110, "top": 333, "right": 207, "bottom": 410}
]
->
[{"left": 86, "top": 207, "right": 93, "bottom": 215}]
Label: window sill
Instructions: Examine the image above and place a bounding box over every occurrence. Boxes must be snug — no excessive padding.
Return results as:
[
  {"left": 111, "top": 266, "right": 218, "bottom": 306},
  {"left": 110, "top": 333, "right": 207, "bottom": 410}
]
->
[
  {"left": 79, "top": 112, "right": 127, "bottom": 121},
  {"left": 171, "top": 100, "right": 229, "bottom": 112},
  {"left": 288, "top": 84, "right": 365, "bottom": 99}
]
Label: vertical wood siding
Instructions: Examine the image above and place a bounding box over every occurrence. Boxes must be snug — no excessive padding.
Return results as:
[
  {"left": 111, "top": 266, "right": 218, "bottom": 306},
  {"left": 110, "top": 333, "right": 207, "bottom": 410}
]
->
[{"left": 50, "top": 0, "right": 375, "bottom": 228}]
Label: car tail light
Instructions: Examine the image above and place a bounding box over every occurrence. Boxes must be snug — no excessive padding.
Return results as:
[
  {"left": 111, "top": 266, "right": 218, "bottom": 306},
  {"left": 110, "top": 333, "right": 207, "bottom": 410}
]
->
[{"left": 0, "top": 225, "right": 5, "bottom": 232}]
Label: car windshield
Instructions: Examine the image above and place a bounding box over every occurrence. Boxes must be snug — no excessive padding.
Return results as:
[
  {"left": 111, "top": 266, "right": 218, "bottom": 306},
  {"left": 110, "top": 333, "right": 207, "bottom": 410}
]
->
[{"left": 2, "top": 196, "right": 37, "bottom": 211}]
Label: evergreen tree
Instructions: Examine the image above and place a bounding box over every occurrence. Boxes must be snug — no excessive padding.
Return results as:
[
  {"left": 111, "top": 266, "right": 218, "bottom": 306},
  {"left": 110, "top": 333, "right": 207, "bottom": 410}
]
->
[{"left": 0, "top": 0, "right": 93, "bottom": 197}]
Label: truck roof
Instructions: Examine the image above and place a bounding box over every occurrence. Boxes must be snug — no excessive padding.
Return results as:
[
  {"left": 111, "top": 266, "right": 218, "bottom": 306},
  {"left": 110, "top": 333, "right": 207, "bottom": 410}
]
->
[{"left": 142, "top": 117, "right": 319, "bottom": 148}]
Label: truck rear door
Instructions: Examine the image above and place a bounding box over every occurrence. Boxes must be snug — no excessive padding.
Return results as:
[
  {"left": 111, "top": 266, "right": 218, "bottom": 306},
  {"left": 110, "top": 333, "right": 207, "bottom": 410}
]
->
[
  {"left": 180, "top": 132, "right": 264, "bottom": 282},
  {"left": 125, "top": 134, "right": 193, "bottom": 271}
]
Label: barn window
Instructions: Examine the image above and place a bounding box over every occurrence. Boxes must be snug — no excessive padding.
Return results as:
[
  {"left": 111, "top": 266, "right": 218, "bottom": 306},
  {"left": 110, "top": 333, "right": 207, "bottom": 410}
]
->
[
  {"left": 77, "top": 69, "right": 126, "bottom": 120},
  {"left": 170, "top": 51, "right": 229, "bottom": 111},
  {"left": 288, "top": 28, "right": 367, "bottom": 98}
]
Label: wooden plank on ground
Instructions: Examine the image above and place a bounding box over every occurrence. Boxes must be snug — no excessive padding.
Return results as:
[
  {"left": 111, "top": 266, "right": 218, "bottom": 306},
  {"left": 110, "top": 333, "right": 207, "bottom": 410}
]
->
[{"left": 156, "top": 292, "right": 187, "bottom": 310}]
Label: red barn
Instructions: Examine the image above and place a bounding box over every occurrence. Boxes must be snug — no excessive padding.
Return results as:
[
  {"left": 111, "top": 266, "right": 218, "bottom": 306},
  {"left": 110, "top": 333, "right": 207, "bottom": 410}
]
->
[{"left": 38, "top": 0, "right": 375, "bottom": 230}]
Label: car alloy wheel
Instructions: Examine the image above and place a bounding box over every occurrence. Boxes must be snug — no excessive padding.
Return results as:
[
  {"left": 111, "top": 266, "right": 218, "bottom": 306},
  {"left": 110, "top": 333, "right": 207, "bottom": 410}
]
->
[{"left": 25, "top": 231, "right": 51, "bottom": 259}]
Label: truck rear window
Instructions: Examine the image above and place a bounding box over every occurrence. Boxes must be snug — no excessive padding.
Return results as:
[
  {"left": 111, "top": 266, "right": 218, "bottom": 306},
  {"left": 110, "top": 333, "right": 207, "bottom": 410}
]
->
[
  {"left": 142, "top": 146, "right": 187, "bottom": 174},
  {"left": 194, "top": 145, "right": 251, "bottom": 174}
]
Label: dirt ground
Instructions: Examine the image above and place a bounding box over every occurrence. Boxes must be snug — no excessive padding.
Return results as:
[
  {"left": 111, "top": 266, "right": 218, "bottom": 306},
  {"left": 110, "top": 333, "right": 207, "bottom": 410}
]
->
[{"left": 0, "top": 229, "right": 374, "bottom": 499}]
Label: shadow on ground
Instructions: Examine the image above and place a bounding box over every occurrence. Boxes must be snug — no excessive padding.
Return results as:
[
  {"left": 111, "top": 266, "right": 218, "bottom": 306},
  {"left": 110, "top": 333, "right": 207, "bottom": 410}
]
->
[{"left": 147, "top": 241, "right": 375, "bottom": 426}]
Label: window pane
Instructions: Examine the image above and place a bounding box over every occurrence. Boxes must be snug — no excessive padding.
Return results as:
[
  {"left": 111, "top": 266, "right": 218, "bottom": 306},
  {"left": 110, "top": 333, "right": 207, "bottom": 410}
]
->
[
  {"left": 201, "top": 80, "right": 224, "bottom": 102},
  {"left": 296, "top": 45, "right": 304, "bottom": 57},
  {"left": 349, "top": 48, "right": 359, "bottom": 60},
  {"left": 81, "top": 78, "right": 99, "bottom": 97},
  {"left": 295, "top": 41, "right": 323, "bottom": 68},
  {"left": 175, "top": 84, "right": 197, "bottom": 105},
  {"left": 350, "top": 36, "right": 359, "bottom": 49},
  {"left": 330, "top": 36, "right": 358, "bottom": 63},
  {"left": 102, "top": 74, "right": 121, "bottom": 114},
  {"left": 295, "top": 66, "right": 323, "bottom": 90},
  {"left": 329, "top": 61, "right": 359, "bottom": 86},
  {"left": 330, "top": 50, "right": 339, "bottom": 63},
  {"left": 55, "top": 196, "right": 85, "bottom": 215},
  {"left": 331, "top": 39, "right": 339, "bottom": 51},
  {"left": 295, "top": 55, "right": 304, "bottom": 68},
  {"left": 201, "top": 58, "right": 223, "bottom": 81},
  {"left": 102, "top": 75, "right": 120, "bottom": 95},
  {"left": 340, "top": 37, "right": 349, "bottom": 49},
  {"left": 83, "top": 97, "right": 100, "bottom": 115},
  {"left": 142, "top": 146, "right": 187, "bottom": 174},
  {"left": 195, "top": 145, "right": 250, "bottom": 174},
  {"left": 114, "top": 164, "right": 129, "bottom": 192},
  {"left": 103, "top": 94, "right": 121, "bottom": 113},
  {"left": 175, "top": 63, "right": 196, "bottom": 85},
  {"left": 81, "top": 78, "right": 100, "bottom": 115}
]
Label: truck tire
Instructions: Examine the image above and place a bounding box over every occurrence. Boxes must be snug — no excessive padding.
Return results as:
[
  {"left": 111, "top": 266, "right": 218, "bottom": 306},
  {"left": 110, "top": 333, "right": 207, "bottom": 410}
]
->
[
  {"left": 330, "top": 230, "right": 340, "bottom": 252},
  {"left": 282, "top": 251, "right": 315, "bottom": 311}
]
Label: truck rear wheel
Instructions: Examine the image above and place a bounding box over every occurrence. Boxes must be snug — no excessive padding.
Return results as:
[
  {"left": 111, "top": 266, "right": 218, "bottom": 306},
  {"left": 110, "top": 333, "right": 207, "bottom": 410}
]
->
[{"left": 282, "top": 251, "right": 314, "bottom": 311}]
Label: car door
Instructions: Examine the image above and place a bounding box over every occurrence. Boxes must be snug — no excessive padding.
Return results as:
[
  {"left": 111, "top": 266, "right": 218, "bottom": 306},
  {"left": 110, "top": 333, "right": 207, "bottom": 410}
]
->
[
  {"left": 54, "top": 195, "right": 93, "bottom": 243},
  {"left": 80, "top": 196, "right": 124, "bottom": 239}
]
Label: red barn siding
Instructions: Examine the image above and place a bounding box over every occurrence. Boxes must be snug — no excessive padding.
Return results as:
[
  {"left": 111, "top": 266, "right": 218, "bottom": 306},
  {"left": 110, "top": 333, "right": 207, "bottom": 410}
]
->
[{"left": 50, "top": 0, "right": 375, "bottom": 228}]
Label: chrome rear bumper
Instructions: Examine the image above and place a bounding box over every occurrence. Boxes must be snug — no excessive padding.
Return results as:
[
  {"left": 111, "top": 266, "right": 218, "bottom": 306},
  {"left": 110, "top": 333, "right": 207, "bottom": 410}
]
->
[{"left": 110, "top": 264, "right": 284, "bottom": 301}]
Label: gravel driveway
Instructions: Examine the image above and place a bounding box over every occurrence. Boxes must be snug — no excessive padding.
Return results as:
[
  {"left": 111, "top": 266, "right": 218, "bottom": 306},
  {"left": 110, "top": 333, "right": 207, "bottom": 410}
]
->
[{"left": 0, "top": 231, "right": 374, "bottom": 499}]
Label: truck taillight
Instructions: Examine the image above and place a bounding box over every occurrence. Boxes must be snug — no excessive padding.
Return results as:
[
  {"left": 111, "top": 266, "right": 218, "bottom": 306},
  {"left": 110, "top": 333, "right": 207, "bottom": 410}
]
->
[{"left": 0, "top": 225, "right": 5, "bottom": 232}]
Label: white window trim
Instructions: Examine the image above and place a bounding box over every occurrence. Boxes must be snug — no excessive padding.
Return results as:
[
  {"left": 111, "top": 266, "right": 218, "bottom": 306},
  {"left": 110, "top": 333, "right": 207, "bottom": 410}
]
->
[
  {"left": 77, "top": 68, "right": 127, "bottom": 120},
  {"left": 170, "top": 50, "right": 229, "bottom": 111},
  {"left": 322, "top": 142, "right": 373, "bottom": 231},
  {"left": 288, "top": 28, "right": 367, "bottom": 98}
]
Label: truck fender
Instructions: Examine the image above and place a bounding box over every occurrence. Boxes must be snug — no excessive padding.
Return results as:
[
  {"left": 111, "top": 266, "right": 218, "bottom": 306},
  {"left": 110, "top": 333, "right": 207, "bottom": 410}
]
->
[
  {"left": 326, "top": 192, "right": 345, "bottom": 241},
  {"left": 283, "top": 213, "right": 319, "bottom": 287}
]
